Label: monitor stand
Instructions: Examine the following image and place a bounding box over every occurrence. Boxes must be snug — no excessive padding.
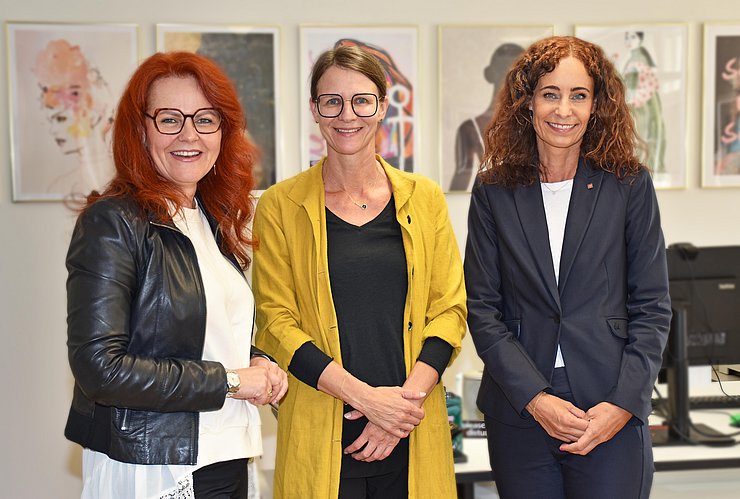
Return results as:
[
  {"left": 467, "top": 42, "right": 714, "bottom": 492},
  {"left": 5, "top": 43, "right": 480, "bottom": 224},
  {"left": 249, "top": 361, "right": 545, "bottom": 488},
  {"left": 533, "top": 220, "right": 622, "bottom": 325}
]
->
[{"left": 652, "top": 306, "right": 736, "bottom": 447}]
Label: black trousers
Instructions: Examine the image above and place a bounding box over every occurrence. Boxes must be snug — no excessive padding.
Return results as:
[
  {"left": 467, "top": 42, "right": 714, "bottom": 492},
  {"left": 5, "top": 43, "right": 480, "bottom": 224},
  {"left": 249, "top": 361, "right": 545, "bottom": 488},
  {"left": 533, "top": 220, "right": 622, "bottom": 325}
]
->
[
  {"left": 192, "top": 458, "right": 249, "bottom": 499},
  {"left": 337, "top": 466, "right": 408, "bottom": 499},
  {"left": 485, "top": 368, "right": 654, "bottom": 499}
]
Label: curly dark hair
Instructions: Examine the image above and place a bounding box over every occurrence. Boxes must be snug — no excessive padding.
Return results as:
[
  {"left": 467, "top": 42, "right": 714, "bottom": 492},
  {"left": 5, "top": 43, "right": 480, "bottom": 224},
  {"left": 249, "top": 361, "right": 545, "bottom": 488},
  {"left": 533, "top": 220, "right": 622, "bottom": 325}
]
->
[{"left": 480, "top": 36, "right": 644, "bottom": 188}]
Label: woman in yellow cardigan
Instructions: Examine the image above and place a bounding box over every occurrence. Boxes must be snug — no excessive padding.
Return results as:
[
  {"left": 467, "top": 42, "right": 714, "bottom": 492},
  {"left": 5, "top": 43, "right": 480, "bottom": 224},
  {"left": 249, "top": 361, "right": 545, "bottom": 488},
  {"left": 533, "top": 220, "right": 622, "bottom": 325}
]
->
[{"left": 253, "top": 45, "right": 467, "bottom": 498}]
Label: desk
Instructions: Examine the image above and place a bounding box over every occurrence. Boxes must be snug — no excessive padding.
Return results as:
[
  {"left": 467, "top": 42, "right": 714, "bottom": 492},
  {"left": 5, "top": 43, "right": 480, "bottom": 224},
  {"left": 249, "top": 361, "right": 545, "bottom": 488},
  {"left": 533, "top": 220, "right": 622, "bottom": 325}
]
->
[{"left": 455, "top": 381, "right": 740, "bottom": 499}]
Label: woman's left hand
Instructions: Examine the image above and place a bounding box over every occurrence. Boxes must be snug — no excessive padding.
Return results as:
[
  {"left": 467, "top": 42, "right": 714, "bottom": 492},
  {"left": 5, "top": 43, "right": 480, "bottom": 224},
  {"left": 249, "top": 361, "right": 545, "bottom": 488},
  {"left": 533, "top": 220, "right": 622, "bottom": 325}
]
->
[
  {"left": 343, "top": 419, "right": 400, "bottom": 462},
  {"left": 249, "top": 356, "right": 288, "bottom": 405},
  {"left": 558, "top": 402, "right": 633, "bottom": 455}
]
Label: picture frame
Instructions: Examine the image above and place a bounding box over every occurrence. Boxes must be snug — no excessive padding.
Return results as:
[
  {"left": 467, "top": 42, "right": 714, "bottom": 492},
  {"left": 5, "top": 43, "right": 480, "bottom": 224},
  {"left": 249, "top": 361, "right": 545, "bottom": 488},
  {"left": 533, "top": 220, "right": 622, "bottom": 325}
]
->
[
  {"left": 6, "top": 22, "right": 138, "bottom": 202},
  {"left": 439, "top": 25, "right": 553, "bottom": 192},
  {"left": 575, "top": 23, "right": 689, "bottom": 189},
  {"left": 575, "top": 24, "right": 689, "bottom": 190},
  {"left": 701, "top": 23, "right": 740, "bottom": 187},
  {"left": 157, "top": 24, "right": 281, "bottom": 191},
  {"left": 300, "top": 25, "right": 418, "bottom": 172}
]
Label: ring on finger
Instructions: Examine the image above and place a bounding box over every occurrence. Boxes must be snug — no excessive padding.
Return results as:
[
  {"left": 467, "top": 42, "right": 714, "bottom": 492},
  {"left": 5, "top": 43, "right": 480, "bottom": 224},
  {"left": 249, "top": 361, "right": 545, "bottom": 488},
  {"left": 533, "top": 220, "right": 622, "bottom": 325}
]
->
[{"left": 268, "top": 388, "right": 273, "bottom": 397}]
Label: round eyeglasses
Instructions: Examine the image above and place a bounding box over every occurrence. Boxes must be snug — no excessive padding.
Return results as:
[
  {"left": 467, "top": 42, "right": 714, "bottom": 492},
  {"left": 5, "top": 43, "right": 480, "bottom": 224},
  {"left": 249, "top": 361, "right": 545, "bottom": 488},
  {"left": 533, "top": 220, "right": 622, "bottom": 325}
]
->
[
  {"left": 145, "top": 108, "right": 223, "bottom": 135},
  {"left": 314, "top": 93, "right": 379, "bottom": 118}
]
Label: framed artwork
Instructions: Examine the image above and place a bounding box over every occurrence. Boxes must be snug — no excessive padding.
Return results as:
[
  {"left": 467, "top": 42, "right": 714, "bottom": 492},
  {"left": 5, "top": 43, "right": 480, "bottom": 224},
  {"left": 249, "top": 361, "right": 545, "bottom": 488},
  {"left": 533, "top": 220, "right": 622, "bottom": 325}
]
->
[
  {"left": 6, "top": 22, "right": 138, "bottom": 201},
  {"left": 702, "top": 23, "right": 740, "bottom": 187},
  {"left": 158, "top": 24, "right": 281, "bottom": 191},
  {"left": 439, "top": 25, "right": 553, "bottom": 192},
  {"left": 576, "top": 24, "right": 689, "bottom": 189},
  {"left": 300, "top": 25, "right": 418, "bottom": 172}
]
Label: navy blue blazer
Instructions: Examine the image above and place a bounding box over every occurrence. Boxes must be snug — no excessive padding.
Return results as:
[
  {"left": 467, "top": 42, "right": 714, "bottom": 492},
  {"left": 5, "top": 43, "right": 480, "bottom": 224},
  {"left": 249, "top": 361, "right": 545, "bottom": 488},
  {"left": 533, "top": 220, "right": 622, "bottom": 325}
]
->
[{"left": 465, "top": 158, "right": 671, "bottom": 427}]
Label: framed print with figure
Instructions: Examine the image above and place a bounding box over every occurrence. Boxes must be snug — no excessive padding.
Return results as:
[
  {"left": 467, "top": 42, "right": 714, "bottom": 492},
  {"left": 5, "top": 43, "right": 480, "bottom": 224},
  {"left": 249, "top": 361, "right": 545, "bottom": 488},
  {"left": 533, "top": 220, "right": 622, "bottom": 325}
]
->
[
  {"left": 6, "top": 22, "right": 138, "bottom": 201},
  {"left": 300, "top": 25, "right": 418, "bottom": 172},
  {"left": 439, "top": 25, "right": 553, "bottom": 192},
  {"left": 702, "top": 23, "right": 740, "bottom": 187},
  {"left": 157, "top": 24, "right": 281, "bottom": 191},
  {"left": 575, "top": 24, "right": 689, "bottom": 190}
]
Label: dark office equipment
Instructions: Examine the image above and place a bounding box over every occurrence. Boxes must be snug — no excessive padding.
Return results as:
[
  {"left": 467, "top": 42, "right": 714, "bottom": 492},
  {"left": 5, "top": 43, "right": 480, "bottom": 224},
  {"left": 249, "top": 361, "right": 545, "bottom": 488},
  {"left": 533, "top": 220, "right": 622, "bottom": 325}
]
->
[
  {"left": 654, "top": 244, "right": 740, "bottom": 446},
  {"left": 653, "top": 394, "right": 740, "bottom": 411}
]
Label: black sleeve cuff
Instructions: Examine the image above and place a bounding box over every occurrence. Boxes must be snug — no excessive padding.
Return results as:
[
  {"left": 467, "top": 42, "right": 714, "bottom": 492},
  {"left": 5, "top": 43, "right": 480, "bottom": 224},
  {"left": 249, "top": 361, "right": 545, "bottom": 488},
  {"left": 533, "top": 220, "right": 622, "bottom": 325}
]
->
[
  {"left": 250, "top": 345, "right": 275, "bottom": 363},
  {"left": 288, "top": 342, "right": 333, "bottom": 389},
  {"left": 417, "top": 337, "right": 453, "bottom": 379}
]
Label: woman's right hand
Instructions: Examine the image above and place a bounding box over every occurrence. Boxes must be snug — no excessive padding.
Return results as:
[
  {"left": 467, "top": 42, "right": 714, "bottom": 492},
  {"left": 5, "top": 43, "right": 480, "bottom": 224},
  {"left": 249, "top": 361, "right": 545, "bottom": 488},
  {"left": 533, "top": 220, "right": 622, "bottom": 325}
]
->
[
  {"left": 343, "top": 420, "right": 400, "bottom": 462},
  {"left": 346, "top": 382, "right": 426, "bottom": 438},
  {"left": 528, "top": 392, "right": 589, "bottom": 442}
]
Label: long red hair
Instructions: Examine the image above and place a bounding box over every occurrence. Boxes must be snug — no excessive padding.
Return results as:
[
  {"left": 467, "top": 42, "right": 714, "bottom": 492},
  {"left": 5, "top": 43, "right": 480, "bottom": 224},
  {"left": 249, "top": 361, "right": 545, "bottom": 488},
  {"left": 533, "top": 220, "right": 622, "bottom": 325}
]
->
[{"left": 84, "top": 51, "right": 258, "bottom": 268}]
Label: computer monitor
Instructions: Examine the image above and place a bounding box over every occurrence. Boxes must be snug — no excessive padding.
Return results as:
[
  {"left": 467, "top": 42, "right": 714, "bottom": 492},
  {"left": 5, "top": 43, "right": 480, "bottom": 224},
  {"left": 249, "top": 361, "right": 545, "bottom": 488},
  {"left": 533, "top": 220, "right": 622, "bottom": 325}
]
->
[
  {"left": 655, "top": 243, "right": 740, "bottom": 446},
  {"left": 665, "top": 244, "right": 740, "bottom": 367}
]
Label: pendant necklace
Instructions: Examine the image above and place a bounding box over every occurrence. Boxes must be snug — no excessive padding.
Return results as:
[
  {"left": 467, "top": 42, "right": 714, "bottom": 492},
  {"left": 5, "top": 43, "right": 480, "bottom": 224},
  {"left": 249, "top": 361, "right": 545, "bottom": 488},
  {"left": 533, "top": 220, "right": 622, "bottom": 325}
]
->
[
  {"left": 339, "top": 163, "right": 381, "bottom": 210},
  {"left": 344, "top": 190, "right": 368, "bottom": 210}
]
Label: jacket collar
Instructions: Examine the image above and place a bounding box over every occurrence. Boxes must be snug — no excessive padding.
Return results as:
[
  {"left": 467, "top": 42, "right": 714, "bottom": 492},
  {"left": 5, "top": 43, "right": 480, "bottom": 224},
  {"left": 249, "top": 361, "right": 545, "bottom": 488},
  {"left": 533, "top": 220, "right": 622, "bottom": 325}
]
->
[
  {"left": 286, "top": 155, "right": 416, "bottom": 219},
  {"left": 515, "top": 157, "right": 603, "bottom": 306}
]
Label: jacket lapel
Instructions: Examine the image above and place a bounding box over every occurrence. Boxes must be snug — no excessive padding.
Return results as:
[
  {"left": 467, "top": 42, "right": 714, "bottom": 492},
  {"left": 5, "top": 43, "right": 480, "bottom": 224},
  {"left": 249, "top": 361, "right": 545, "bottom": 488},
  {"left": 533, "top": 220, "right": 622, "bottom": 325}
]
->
[
  {"left": 514, "top": 182, "right": 561, "bottom": 307},
  {"left": 558, "top": 157, "right": 603, "bottom": 293}
]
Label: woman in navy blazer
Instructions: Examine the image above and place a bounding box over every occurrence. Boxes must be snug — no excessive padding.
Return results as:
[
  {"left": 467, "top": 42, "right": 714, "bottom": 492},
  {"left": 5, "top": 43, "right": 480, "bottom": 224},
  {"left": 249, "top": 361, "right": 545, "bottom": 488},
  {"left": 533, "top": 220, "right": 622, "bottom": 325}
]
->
[{"left": 465, "top": 36, "right": 671, "bottom": 498}]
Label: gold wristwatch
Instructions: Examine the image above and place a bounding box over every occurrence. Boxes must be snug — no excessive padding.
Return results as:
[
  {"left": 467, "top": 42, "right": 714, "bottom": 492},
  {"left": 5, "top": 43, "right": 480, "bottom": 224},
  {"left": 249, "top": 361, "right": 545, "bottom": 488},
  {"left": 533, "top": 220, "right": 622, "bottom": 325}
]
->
[{"left": 225, "top": 369, "right": 240, "bottom": 398}]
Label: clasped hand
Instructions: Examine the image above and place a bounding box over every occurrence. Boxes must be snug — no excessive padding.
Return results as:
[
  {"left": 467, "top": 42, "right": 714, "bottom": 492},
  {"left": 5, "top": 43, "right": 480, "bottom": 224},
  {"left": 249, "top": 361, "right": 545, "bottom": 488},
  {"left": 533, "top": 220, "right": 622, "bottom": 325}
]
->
[
  {"left": 346, "top": 385, "right": 426, "bottom": 438},
  {"left": 342, "top": 385, "right": 425, "bottom": 461},
  {"left": 230, "top": 356, "right": 288, "bottom": 406},
  {"left": 530, "top": 394, "right": 632, "bottom": 456}
]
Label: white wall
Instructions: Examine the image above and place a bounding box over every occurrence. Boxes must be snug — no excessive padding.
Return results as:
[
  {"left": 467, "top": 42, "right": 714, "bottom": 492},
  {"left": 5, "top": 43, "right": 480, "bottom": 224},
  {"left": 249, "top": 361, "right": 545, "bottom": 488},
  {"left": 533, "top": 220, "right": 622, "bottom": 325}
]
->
[{"left": 1, "top": 1, "right": 739, "bottom": 497}]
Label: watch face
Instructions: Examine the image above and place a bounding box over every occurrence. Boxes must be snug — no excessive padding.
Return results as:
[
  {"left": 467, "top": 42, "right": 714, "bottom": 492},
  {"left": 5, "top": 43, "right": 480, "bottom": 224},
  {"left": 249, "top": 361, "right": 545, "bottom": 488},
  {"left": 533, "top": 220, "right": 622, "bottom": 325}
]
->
[{"left": 227, "top": 371, "right": 240, "bottom": 393}]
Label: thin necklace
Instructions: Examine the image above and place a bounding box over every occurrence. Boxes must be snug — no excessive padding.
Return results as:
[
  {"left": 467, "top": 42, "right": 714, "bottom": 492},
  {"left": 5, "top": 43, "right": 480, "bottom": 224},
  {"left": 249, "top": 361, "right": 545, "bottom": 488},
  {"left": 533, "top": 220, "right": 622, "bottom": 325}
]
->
[
  {"left": 332, "top": 163, "right": 381, "bottom": 210},
  {"left": 541, "top": 180, "right": 572, "bottom": 193},
  {"left": 344, "top": 190, "right": 369, "bottom": 210}
]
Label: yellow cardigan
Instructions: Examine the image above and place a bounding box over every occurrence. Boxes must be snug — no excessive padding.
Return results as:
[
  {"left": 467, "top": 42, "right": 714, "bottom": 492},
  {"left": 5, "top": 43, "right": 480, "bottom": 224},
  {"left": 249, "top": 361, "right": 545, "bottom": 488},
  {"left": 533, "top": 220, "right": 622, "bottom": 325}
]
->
[{"left": 253, "top": 156, "right": 467, "bottom": 498}]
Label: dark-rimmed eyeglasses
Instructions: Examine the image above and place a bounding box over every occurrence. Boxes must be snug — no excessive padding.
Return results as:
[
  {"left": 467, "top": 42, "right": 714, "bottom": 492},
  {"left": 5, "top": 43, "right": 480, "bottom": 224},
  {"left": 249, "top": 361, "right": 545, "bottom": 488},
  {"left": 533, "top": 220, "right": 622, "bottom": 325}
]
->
[
  {"left": 145, "top": 108, "right": 223, "bottom": 135},
  {"left": 314, "top": 93, "right": 379, "bottom": 118}
]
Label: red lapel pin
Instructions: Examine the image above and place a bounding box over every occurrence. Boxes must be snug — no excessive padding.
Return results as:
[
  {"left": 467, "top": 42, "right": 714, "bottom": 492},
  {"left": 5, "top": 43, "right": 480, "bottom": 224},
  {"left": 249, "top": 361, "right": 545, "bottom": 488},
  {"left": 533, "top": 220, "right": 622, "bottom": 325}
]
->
[{"left": 587, "top": 183, "right": 593, "bottom": 190}]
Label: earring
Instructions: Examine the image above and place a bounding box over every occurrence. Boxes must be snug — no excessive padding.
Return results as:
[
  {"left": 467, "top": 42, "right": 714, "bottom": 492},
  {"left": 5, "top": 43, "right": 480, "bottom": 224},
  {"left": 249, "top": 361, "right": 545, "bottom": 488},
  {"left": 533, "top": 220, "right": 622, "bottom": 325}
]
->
[{"left": 212, "top": 163, "right": 217, "bottom": 176}]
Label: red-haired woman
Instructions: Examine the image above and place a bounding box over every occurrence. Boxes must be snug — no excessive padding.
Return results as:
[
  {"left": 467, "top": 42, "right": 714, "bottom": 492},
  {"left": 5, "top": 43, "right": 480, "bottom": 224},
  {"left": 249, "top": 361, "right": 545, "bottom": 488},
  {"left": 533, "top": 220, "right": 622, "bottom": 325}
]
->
[{"left": 64, "top": 51, "right": 287, "bottom": 499}]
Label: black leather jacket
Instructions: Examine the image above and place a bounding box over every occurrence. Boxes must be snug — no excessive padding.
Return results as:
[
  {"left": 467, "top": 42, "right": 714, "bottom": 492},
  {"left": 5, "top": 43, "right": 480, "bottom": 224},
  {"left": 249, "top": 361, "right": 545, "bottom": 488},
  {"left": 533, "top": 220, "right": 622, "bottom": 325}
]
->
[{"left": 65, "top": 196, "right": 259, "bottom": 465}]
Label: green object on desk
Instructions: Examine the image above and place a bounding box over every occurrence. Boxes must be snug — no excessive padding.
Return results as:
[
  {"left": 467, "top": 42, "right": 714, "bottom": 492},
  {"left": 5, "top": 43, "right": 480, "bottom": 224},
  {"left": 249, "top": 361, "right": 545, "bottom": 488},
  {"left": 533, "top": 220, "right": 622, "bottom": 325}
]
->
[{"left": 730, "top": 414, "right": 740, "bottom": 428}]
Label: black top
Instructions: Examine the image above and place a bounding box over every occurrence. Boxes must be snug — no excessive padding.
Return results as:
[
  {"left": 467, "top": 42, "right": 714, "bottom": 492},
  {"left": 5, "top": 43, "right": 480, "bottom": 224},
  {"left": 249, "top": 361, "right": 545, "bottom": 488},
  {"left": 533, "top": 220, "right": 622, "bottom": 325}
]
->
[
  {"left": 288, "top": 196, "right": 453, "bottom": 477},
  {"left": 328, "top": 197, "right": 407, "bottom": 476}
]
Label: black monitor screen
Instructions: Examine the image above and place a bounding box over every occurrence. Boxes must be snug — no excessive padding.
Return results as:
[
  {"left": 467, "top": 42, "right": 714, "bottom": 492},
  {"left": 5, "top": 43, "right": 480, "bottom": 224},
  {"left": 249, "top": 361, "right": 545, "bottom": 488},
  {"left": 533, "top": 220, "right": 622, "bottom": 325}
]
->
[{"left": 665, "top": 245, "right": 740, "bottom": 366}]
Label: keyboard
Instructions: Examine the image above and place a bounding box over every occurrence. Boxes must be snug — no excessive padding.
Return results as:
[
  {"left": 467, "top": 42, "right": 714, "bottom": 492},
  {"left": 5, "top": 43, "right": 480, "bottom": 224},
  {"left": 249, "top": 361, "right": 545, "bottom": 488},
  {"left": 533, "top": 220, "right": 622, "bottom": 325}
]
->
[
  {"left": 652, "top": 395, "right": 740, "bottom": 410},
  {"left": 687, "top": 395, "right": 740, "bottom": 410}
]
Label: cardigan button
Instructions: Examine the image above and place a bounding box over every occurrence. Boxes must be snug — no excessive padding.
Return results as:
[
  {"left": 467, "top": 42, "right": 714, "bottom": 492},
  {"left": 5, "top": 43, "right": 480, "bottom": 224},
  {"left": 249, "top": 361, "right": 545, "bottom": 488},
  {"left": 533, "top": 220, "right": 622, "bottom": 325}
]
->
[
  {"left": 407, "top": 215, "right": 411, "bottom": 224},
  {"left": 408, "top": 321, "right": 413, "bottom": 331}
]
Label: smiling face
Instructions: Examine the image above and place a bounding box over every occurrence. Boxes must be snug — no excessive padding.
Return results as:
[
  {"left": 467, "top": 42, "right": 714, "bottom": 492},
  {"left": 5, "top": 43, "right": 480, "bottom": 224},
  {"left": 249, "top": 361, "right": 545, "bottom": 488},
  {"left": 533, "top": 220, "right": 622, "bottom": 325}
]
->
[
  {"left": 310, "top": 65, "right": 387, "bottom": 160},
  {"left": 145, "top": 76, "right": 221, "bottom": 203},
  {"left": 529, "top": 56, "right": 595, "bottom": 160}
]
